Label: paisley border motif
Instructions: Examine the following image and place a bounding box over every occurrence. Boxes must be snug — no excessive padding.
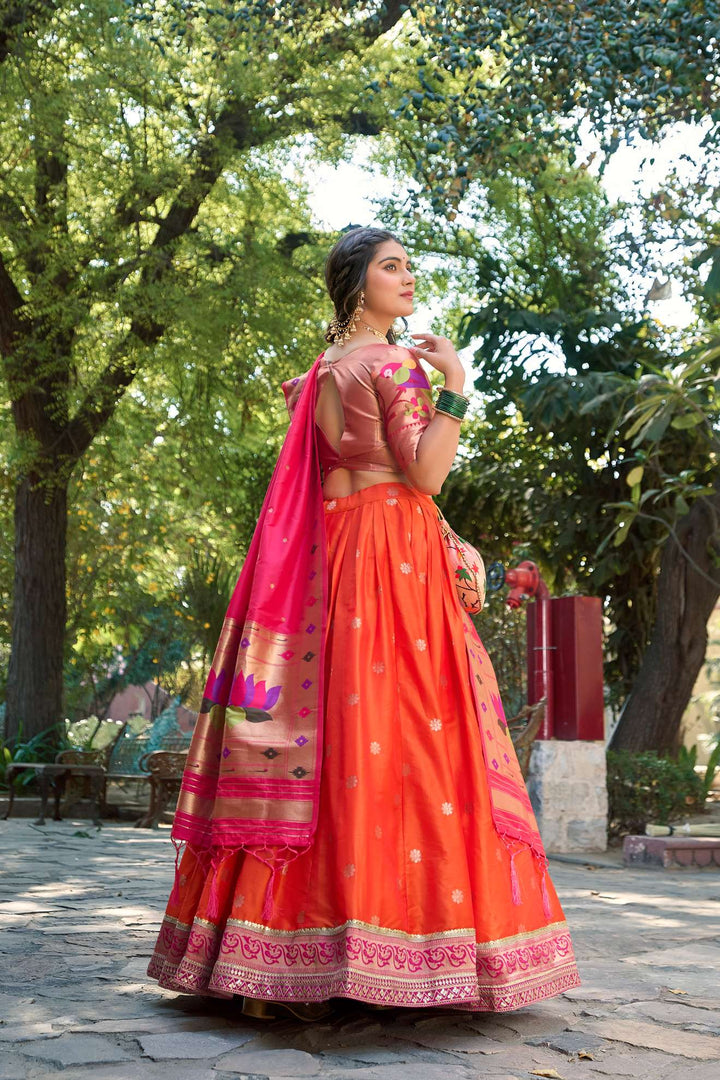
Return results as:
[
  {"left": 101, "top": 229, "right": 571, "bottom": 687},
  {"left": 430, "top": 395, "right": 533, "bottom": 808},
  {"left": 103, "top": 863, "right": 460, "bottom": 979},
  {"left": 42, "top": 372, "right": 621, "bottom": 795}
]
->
[{"left": 147, "top": 915, "right": 580, "bottom": 1011}]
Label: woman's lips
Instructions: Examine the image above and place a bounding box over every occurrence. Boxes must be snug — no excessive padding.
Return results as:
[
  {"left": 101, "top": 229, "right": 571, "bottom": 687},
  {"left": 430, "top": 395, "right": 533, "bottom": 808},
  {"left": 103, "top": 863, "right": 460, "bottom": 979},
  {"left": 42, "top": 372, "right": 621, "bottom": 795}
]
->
[{"left": 401, "top": 291, "right": 414, "bottom": 298}]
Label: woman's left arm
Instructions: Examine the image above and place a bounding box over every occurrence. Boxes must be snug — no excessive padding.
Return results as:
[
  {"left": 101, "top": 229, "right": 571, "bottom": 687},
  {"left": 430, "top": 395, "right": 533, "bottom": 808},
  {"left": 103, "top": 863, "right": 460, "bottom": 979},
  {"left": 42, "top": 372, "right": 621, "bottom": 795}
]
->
[{"left": 373, "top": 337, "right": 466, "bottom": 496}]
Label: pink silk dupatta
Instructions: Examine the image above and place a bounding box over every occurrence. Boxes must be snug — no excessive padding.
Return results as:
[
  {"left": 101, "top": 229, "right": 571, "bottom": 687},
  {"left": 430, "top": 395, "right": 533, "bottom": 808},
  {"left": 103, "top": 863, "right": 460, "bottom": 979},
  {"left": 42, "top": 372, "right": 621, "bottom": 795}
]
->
[{"left": 170, "top": 355, "right": 327, "bottom": 915}]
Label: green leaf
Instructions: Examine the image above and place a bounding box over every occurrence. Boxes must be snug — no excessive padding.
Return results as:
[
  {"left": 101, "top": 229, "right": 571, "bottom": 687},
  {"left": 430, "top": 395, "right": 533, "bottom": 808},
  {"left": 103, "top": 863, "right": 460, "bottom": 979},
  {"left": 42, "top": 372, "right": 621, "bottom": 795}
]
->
[
  {"left": 579, "top": 391, "right": 618, "bottom": 414},
  {"left": 613, "top": 518, "right": 634, "bottom": 547},
  {"left": 703, "top": 739, "right": 720, "bottom": 797},
  {"left": 595, "top": 529, "right": 616, "bottom": 557},
  {"left": 632, "top": 406, "right": 673, "bottom": 447},
  {"left": 626, "top": 465, "right": 644, "bottom": 487},
  {"left": 702, "top": 250, "right": 720, "bottom": 302},
  {"left": 670, "top": 413, "right": 705, "bottom": 429},
  {"left": 625, "top": 407, "right": 656, "bottom": 439},
  {"left": 690, "top": 245, "right": 720, "bottom": 271}
]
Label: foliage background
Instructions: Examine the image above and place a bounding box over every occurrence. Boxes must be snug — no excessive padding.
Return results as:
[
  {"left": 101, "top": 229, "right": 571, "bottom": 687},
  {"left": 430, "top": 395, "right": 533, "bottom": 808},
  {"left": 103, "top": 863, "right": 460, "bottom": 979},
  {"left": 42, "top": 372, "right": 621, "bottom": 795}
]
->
[{"left": 0, "top": 1, "right": 718, "bottom": 754}]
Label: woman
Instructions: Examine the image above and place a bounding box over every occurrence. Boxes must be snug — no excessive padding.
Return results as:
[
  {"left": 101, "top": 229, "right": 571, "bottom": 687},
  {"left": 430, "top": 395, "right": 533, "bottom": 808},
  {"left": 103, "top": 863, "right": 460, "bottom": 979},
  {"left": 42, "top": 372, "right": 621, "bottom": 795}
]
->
[{"left": 147, "top": 226, "right": 581, "bottom": 1018}]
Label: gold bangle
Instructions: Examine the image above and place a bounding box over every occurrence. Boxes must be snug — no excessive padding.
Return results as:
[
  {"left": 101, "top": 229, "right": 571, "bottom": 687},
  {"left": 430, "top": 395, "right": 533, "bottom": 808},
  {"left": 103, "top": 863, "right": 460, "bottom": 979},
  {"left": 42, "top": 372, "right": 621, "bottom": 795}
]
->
[{"left": 434, "top": 405, "right": 464, "bottom": 422}]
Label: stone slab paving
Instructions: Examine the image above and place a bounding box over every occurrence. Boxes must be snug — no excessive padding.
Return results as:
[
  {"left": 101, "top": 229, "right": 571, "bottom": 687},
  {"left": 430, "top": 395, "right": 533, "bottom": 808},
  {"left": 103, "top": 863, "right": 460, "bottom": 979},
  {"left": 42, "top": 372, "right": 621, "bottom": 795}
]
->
[{"left": 0, "top": 821, "right": 719, "bottom": 1080}]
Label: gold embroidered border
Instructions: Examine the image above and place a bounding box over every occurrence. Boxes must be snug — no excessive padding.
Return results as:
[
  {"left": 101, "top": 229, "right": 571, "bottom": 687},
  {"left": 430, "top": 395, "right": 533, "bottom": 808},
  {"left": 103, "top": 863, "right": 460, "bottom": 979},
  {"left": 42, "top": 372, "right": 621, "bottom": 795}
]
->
[
  {"left": 170, "top": 912, "right": 570, "bottom": 951},
  {"left": 223, "top": 915, "right": 472, "bottom": 941}
]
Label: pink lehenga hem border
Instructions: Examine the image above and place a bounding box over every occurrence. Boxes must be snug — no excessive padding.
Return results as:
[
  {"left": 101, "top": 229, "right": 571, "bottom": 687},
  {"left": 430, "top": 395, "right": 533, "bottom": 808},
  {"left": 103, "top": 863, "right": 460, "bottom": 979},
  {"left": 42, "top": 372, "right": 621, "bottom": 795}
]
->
[{"left": 147, "top": 914, "right": 581, "bottom": 1012}]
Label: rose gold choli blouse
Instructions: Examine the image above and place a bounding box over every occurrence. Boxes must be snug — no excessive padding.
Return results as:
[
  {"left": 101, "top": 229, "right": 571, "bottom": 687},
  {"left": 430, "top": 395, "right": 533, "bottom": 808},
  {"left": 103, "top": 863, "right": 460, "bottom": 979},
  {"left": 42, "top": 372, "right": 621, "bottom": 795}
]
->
[{"left": 282, "top": 343, "right": 435, "bottom": 477}]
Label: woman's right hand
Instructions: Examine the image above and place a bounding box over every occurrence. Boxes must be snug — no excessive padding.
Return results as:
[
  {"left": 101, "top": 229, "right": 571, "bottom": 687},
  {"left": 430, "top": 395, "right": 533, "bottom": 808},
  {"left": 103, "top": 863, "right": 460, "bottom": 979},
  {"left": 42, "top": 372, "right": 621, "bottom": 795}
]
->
[{"left": 408, "top": 333, "right": 465, "bottom": 392}]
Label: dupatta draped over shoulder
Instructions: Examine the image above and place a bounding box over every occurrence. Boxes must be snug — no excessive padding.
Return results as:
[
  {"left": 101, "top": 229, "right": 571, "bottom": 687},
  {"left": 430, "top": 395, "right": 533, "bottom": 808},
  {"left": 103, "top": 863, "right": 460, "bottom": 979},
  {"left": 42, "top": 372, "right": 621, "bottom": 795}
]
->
[
  {"left": 170, "top": 354, "right": 327, "bottom": 915},
  {"left": 169, "top": 345, "right": 548, "bottom": 919}
]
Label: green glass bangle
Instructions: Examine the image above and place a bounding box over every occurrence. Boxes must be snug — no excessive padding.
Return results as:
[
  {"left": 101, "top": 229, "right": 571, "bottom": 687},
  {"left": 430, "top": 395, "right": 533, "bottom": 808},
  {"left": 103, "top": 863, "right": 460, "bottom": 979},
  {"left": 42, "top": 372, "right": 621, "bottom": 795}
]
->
[
  {"left": 435, "top": 388, "right": 469, "bottom": 419},
  {"left": 436, "top": 389, "right": 469, "bottom": 417},
  {"left": 437, "top": 388, "right": 469, "bottom": 405},
  {"left": 435, "top": 405, "right": 467, "bottom": 420},
  {"left": 434, "top": 405, "right": 464, "bottom": 422}
]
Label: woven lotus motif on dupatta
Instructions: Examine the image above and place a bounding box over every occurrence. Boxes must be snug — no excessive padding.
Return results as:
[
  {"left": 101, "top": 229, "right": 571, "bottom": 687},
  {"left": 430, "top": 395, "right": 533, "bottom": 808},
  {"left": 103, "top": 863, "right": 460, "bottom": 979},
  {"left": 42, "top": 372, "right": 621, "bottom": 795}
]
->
[{"left": 171, "top": 356, "right": 327, "bottom": 878}]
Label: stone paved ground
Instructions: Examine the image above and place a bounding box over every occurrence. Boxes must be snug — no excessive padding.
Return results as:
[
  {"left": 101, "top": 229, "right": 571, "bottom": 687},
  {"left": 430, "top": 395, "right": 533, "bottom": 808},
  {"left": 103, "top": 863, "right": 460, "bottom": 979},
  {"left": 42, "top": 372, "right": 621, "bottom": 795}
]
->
[{"left": 0, "top": 821, "right": 719, "bottom": 1080}]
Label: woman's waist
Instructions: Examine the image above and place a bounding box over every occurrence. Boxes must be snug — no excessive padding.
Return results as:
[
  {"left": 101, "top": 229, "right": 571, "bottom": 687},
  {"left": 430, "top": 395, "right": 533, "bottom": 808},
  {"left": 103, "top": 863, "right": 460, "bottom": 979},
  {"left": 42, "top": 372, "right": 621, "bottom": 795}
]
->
[
  {"left": 323, "top": 479, "right": 436, "bottom": 514},
  {"left": 322, "top": 468, "right": 406, "bottom": 500}
]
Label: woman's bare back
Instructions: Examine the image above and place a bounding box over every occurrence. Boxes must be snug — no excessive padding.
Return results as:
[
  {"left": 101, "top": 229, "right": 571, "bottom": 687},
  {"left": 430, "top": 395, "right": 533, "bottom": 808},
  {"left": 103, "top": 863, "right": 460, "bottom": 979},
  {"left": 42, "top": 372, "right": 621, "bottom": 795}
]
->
[{"left": 316, "top": 337, "right": 409, "bottom": 498}]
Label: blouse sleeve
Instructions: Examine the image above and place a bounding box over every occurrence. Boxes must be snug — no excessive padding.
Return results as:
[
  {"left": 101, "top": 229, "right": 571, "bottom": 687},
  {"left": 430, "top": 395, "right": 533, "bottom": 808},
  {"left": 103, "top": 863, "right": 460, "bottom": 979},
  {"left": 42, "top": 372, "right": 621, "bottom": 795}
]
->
[{"left": 371, "top": 346, "right": 435, "bottom": 470}]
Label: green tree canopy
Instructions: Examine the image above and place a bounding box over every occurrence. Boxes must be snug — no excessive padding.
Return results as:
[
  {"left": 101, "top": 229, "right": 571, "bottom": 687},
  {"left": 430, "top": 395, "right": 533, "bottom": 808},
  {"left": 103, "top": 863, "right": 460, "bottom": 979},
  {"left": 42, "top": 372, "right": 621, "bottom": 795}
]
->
[{"left": 2, "top": 0, "right": 718, "bottom": 755}]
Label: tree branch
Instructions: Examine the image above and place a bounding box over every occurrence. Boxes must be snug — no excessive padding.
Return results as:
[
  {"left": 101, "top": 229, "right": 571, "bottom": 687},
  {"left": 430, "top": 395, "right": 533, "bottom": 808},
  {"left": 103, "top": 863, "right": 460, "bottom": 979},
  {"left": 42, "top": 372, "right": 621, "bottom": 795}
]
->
[
  {"left": 0, "top": 1, "right": 59, "bottom": 63},
  {"left": 0, "top": 192, "right": 33, "bottom": 247},
  {"left": 0, "top": 249, "right": 25, "bottom": 363},
  {"left": 110, "top": 0, "right": 403, "bottom": 230},
  {"left": 25, "top": 0, "right": 405, "bottom": 461},
  {"left": 61, "top": 154, "right": 228, "bottom": 459},
  {"left": 634, "top": 507, "right": 720, "bottom": 591}
]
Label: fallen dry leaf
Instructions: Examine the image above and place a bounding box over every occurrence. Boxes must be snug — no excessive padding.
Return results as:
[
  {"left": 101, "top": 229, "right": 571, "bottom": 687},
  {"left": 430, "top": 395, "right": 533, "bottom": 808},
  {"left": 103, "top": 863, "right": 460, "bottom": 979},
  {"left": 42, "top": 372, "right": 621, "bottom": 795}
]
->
[
  {"left": 578, "top": 1051, "right": 595, "bottom": 1060},
  {"left": 530, "top": 1071, "right": 565, "bottom": 1079},
  {"left": 667, "top": 987, "right": 688, "bottom": 995}
]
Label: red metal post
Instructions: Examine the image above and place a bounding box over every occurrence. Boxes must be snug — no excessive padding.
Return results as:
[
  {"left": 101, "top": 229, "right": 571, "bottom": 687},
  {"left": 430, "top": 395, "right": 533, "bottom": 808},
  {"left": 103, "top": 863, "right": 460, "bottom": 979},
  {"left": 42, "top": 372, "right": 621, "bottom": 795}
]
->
[
  {"left": 550, "top": 596, "right": 604, "bottom": 740},
  {"left": 498, "top": 561, "right": 604, "bottom": 741},
  {"left": 526, "top": 599, "right": 555, "bottom": 739}
]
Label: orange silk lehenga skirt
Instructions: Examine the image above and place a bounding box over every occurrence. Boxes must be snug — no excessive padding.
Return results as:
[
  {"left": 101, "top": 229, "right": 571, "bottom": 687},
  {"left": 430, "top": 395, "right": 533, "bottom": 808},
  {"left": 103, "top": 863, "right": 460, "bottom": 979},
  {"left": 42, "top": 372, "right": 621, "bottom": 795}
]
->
[{"left": 148, "top": 481, "right": 580, "bottom": 1010}]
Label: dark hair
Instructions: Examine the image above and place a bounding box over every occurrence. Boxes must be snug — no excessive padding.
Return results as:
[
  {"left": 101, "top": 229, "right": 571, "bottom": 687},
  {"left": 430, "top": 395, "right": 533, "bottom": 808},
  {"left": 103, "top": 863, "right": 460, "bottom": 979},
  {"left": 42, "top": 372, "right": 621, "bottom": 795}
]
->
[{"left": 324, "top": 226, "right": 403, "bottom": 345}]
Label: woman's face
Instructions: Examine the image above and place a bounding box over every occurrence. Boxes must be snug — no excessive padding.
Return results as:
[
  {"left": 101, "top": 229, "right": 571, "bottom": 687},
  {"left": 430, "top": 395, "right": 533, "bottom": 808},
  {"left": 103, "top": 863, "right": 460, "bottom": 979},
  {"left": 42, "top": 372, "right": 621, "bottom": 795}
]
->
[{"left": 362, "top": 240, "right": 415, "bottom": 321}]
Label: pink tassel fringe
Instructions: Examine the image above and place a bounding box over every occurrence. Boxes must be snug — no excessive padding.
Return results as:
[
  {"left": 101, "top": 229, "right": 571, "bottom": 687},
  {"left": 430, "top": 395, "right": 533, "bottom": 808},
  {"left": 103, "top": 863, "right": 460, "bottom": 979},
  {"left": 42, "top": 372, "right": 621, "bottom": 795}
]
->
[
  {"left": 206, "top": 849, "right": 227, "bottom": 921},
  {"left": 262, "top": 866, "right": 277, "bottom": 920},
  {"left": 540, "top": 864, "right": 552, "bottom": 918},
  {"left": 509, "top": 849, "right": 522, "bottom": 905}
]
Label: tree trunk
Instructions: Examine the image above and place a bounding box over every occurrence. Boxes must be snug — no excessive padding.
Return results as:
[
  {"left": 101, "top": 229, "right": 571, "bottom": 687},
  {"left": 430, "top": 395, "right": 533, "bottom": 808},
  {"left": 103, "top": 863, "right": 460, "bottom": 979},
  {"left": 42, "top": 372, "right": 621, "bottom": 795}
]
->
[
  {"left": 610, "top": 483, "right": 720, "bottom": 753},
  {"left": 4, "top": 475, "right": 67, "bottom": 746}
]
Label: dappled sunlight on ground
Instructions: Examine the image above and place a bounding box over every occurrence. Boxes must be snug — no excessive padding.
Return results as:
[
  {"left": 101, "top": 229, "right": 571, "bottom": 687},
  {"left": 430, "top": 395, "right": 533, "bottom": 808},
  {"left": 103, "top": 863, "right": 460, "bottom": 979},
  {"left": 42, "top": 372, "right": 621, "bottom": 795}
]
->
[{"left": 0, "top": 820, "right": 719, "bottom": 1078}]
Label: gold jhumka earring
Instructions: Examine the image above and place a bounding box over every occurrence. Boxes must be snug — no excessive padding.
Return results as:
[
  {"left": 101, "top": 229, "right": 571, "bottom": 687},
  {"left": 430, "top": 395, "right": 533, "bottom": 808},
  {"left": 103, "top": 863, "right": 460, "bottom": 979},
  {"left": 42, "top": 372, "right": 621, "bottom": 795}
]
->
[{"left": 328, "top": 292, "right": 365, "bottom": 345}]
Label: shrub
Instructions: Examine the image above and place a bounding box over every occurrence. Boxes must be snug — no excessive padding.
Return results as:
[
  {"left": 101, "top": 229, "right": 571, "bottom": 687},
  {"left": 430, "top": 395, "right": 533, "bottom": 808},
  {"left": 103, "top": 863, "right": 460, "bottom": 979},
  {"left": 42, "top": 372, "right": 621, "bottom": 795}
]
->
[
  {"left": 470, "top": 594, "right": 527, "bottom": 718},
  {"left": 0, "top": 727, "right": 70, "bottom": 791},
  {"left": 606, "top": 749, "right": 704, "bottom": 838},
  {"left": 678, "top": 738, "right": 720, "bottom": 800}
]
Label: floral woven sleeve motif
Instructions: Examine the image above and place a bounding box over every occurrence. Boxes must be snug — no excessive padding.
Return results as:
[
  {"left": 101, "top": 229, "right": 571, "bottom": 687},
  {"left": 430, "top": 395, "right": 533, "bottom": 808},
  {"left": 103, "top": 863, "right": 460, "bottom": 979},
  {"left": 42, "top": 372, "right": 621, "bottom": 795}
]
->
[{"left": 372, "top": 346, "right": 434, "bottom": 470}]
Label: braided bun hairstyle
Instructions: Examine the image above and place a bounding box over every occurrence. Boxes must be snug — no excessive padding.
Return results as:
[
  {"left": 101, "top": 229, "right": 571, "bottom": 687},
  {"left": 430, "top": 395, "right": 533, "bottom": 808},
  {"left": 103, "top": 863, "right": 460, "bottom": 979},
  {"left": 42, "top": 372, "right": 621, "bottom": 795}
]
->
[{"left": 324, "top": 226, "right": 402, "bottom": 345}]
